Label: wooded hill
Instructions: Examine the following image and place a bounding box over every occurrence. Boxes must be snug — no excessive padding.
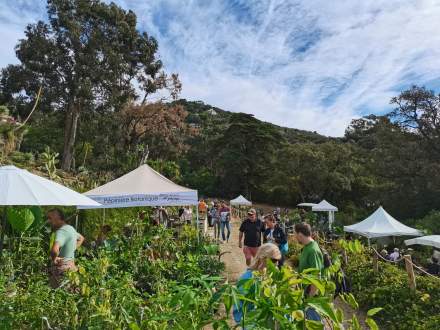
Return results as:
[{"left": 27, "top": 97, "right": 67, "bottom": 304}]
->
[{"left": 1, "top": 0, "right": 440, "bottom": 232}]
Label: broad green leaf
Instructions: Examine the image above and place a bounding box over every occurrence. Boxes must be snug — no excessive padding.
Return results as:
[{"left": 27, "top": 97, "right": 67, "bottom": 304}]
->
[
  {"left": 345, "top": 293, "right": 359, "bottom": 310},
  {"left": 305, "top": 319, "right": 324, "bottom": 330},
  {"left": 351, "top": 315, "right": 361, "bottom": 330},
  {"left": 366, "top": 317, "right": 379, "bottom": 330},
  {"left": 7, "top": 207, "right": 35, "bottom": 232},
  {"left": 302, "top": 275, "right": 325, "bottom": 295},
  {"left": 291, "top": 309, "right": 304, "bottom": 321},
  {"left": 366, "top": 307, "right": 383, "bottom": 317},
  {"left": 129, "top": 323, "right": 141, "bottom": 330},
  {"left": 307, "top": 302, "right": 339, "bottom": 323}
]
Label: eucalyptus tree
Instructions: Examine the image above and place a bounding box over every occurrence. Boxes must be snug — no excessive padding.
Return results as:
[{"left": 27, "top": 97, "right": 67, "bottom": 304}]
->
[{"left": 0, "top": 0, "right": 174, "bottom": 170}]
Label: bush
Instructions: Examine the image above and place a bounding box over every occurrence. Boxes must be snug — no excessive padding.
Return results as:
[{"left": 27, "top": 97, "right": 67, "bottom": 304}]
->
[
  {"left": 0, "top": 225, "right": 225, "bottom": 329},
  {"left": 344, "top": 249, "right": 440, "bottom": 330}
]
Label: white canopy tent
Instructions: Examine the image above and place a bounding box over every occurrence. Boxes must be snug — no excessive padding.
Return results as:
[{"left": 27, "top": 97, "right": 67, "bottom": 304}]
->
[
  {"left": 312, "top": 200, "right": 338, "bottom": 230},
  {"left": 312, "top": 200, "right": 338, "bottom": 212},
  {"left": 79, "top": 164, "right": 198, "bottom": 209},
  {"left": 0, "top": 165, "right": 101, "bottom": 207},
  {"left": 405, "top": 235, "right": 440, "bottom": 249},
  {"left": 78, "top": 164, "right": 200, "bottom": 233},
  {"left": 230, "top": 195, "right": 252, "bottom": 206},
  {"left": 297, "top": 202, "right": 317, "bottom": 207},
  {"left": 230, "top": 195, "right": 252, "bottom": 219},
  {"left": 344, "top": 206, "right": 423, "bottom": 243},
  {"left": 0, "top": 165, "right": 100, "bottom": 256}
]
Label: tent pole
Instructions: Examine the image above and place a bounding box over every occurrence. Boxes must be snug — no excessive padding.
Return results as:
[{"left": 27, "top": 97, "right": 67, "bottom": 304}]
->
[
  {"left": 75, "top": 213, "right": 79, "bottom": 230},
  {"left": 0, "top": 207, "right": 7, "bottom": 259},
  {"left": 196, "top": 205, "right": 199, "bottom": 244}
]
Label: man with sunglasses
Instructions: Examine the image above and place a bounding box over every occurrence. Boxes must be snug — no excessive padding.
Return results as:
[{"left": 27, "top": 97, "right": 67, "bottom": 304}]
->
[{"left": 239, "top": 208, "right": 264, "bottom": 266}]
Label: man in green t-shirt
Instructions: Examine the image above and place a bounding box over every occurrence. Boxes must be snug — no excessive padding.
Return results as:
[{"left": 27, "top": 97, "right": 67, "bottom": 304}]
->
[
  {"left": 47, "top": 208, "right": 84, "bottom": 288},
  {"left": 295, "top": 222, "right": 323, "bottom": 322}
]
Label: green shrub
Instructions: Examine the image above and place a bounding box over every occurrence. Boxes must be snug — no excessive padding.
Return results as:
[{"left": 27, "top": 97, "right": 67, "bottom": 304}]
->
[{"left": 344, "top": 250, "right": 440, "bottom": 330}]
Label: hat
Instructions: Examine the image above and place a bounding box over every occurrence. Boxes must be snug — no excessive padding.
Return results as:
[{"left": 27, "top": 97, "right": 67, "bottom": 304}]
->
[
  {"left": 248, "top": 208, "right": 256, "bottom": 215},
  {"left": 394, "top": 248, "right": 399, "bottom": 252}
]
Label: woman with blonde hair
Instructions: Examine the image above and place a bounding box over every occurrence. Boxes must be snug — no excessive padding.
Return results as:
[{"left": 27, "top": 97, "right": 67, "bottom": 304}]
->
[{"left": 233, "top": 243, "right": 281, "bottom": 323}]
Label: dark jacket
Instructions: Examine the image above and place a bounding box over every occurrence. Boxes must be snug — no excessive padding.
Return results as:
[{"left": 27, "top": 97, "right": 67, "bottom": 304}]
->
[{"left": 263, "top": 225, "right": 287, "bottom": 246}]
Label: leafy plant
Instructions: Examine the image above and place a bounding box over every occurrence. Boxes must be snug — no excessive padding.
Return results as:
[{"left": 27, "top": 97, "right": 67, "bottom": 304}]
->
[
  {"left": 6, "top": 207, "right": 35, "bottom": 232},
  {"left": 40, "top": 146, "right": 59, "bottom": 180},
  {"left": 335, "top": 241, "right": 440, "bottom": 330}
]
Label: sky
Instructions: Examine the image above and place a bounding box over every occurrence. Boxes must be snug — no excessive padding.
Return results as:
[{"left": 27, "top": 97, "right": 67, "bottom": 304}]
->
[{"left": 1, "top": 1, "right": 440, "bottom": 136}]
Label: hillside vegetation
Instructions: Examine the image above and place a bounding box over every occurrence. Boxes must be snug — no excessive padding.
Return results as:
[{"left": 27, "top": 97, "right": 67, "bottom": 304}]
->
[{"left": 1, "top": 0, "right": 440, "bottom": 230}]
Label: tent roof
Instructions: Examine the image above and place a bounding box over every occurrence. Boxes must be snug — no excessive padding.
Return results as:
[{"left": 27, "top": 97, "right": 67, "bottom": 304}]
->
[
  {"left": 344, "top": 206, "right": 423, "bottom": 238},
  {"left": 86, "top": 164, "right": 196, "bottom": 196},
  {"left": 81, "top": 164, "right": 198, "bottom": 208},
  {"left": 405, "top": 235, "right": 440, "bottom": 249},
  {"left": 297, "top": 202, "right": 317, "bottom": 207},
  {"left": 312, "top": 200, "right": 338, "bottom": 212},
  {"left": 0, "top": 165, "right": 100, "bottom": 206},
  {"left": 230, "top": 195, "right": 252, "bottom": 205}
]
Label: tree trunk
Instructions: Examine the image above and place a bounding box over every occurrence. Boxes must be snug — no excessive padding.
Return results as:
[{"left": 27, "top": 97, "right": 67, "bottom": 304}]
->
[{"left": 61, "top": 103, "right": 80, "bottom": 171}]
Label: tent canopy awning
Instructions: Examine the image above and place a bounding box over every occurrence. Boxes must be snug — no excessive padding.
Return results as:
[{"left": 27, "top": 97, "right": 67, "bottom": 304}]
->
[
  {"left": 344, "top": 206, "right": 423, "bottom": 239},
  {"left": 405, "top": 235, "right": 440, "bottom": 249},
  {"left": 297, "top": 202, "right": 317, "bottom": 207},
  {"left": 230, "top": 195, "right": 252, "bottom": 206},
  {"left": 79, "top": 164, "right": 198, "bottom": 209},
  {"left": 0, "top": 165, "right": 100, "bottom": 206},
  {"left": 312, "top": 200, "right": 338, "bottom": 212}
]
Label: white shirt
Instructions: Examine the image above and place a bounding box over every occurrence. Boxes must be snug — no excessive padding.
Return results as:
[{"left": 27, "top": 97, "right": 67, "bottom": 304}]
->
[
  {"left": 183, "top": 208, "right": 192, "bottom": 221},
  {"left": 266, "top": 228, "right": 275, "bottom": 243},
  {"left": 389, "top": 252, "right": 400, "bottom": 261}
]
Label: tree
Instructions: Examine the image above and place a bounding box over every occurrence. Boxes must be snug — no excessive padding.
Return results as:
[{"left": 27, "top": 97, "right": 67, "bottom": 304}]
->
[
  {"left": 217, "top": 113, "right": 284, "bottom": 198},
  {"left": 271, "top": 142, "right": 358, "bottom": 205},
  {"left": 120, "top": 102, "right": 191, "bottom": 162},
  {"left": 346, "top": 112, "right": 440, "bottom": 219},
  {"left": 0, "top": 0, "right": 176, "bottom": 170},
  {"left": 389, "top": 85, "right": 440, "bottom": 156}
]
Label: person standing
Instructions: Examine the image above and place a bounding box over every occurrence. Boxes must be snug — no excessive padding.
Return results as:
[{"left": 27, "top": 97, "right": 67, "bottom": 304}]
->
[
  {"left": 210, "top": 203, "right": 221, "bottom": 241},
  {"left": 263, "top": 214, "right": 288, "bottom": 266},
  {"left": 47, "top": 209, "right": 84, "bottom": 288},
  {"left": 295, "top": 222, "right": 324, "bottom": 322},
  {"left": 239, "top": 208, "right": 264, "bottom": 266},
  {"left": 219, "top": 202, "right": 231, "bottom": 242},
  {"left": 198, "top": 199, "right": 207, "bottom": 217},
  {"left": 427, "top": 256, "right": 440, "bottom": 275},
  {"left": 389, "top": 248, "right": 400, "bottom": 261},
  {"left": 182, "top": 206, "right": 193, "bottom": 225}
]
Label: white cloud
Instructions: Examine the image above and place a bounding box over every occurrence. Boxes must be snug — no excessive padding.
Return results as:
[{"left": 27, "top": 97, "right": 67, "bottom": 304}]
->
[{"left": 1, "top": 0, "right": 440, "bottom": 136}]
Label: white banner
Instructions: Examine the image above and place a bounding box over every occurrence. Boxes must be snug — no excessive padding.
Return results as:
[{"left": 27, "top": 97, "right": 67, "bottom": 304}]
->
[{"left": 78, "top": 191, "right": 198, "bottom": 209}]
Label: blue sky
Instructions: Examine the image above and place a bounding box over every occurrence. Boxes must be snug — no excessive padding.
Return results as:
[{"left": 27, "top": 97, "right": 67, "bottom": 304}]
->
[{"left": 1, "top": 0, "right": 440, "bottom": 136}]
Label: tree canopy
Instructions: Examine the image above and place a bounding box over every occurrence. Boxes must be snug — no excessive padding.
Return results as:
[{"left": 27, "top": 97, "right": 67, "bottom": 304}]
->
[{"left": 0, "top": 0, "right": 176, "bottom": 170}]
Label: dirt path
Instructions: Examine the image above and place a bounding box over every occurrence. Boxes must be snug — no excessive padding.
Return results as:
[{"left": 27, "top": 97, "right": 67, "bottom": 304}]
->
[
  {"left": 207, "top": 218, "right": 367, "bottom": 329},
  {"left": 216, "top": 218, "right": 247, "bottom": 283}
]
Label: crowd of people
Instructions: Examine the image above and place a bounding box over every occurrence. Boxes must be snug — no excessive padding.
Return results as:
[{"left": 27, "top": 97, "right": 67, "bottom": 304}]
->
[
  {"left": 379, "top": 246, "right": 440, "bottom": 276},
  {"left": 234, "top": 208, "right": 324, "bottom": 323},
  {"left": 195, "top": 202, "right": 324, "bottom": 324}
]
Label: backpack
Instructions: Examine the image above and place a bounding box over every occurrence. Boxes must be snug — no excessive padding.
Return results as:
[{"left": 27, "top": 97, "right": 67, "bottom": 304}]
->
[
  {"left": 334, "top": 269, "right": 351, "bottom": 296},
  {"left": 322, "top": 248, "right": 332, "bottom": 269}
]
